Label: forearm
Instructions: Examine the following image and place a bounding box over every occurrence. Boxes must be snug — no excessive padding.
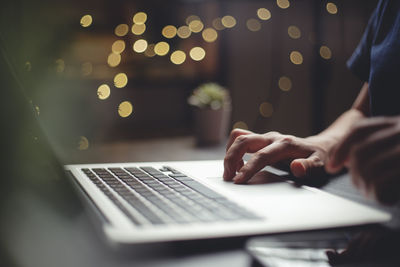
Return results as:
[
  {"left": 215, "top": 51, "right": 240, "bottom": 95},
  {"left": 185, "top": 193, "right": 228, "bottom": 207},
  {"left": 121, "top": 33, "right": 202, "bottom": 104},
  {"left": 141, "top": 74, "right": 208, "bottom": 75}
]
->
[{"left": 310, "top": 83, "right": 370, "bottom": 147}]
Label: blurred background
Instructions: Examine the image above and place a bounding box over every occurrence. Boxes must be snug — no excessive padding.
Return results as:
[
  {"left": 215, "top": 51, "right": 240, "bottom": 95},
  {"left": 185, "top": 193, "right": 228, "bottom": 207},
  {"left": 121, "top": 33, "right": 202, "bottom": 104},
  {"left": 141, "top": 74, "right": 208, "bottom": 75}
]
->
[{"left": 1, "top": 0, "right": 378, "bottom": 163}]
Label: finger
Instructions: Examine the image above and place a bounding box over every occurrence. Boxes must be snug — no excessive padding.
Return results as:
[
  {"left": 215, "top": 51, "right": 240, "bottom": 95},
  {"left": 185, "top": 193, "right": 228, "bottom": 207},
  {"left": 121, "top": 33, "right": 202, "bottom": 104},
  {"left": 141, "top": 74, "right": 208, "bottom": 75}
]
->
[
  {"left": 233, "top": 138, "right": 310, "bottom": 183},
  {"left": 223, "top": 134, "right": 271, "bottom": 180},
  {"left": 290, "top": 152, "right": 324, "bottom": 178},
  {"left": 226, "top": 128, "right": 253, "bottom": 152},
  {"left": 326, "top": 118, "right": 394, "bottom": 173}
]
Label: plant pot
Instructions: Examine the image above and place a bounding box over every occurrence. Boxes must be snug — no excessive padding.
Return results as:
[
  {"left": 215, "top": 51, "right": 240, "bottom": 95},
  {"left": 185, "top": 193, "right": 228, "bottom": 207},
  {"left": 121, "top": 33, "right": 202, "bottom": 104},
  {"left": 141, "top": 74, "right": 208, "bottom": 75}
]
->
[{"left": 193, "top": 102, "right": 231, "bottom": 146}]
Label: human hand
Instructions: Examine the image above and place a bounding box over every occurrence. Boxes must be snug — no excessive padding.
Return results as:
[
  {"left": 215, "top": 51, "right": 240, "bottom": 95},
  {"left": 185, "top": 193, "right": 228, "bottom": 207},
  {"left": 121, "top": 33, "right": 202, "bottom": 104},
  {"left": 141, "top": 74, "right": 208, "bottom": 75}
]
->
[
  {"left": 326, "top": 116, "right": 400, "bottom": 205},
  {"left": 223, "top": 128, "right": 335, "bottom": 184}
]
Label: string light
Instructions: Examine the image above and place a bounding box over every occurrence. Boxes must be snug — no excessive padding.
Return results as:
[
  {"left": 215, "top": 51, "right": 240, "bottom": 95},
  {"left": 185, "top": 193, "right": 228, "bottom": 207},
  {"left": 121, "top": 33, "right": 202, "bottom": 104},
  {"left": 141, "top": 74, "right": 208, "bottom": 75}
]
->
[
  {"left": 177, "top": 26, "right": 191, "bottom": 39},
  {"left": 131, "top": 23, "right": 146, "bottom": 35},
  {"left": 112, "top": 40, "right": 126, "bottom": 54},
  {"left": 118, "top": 101, "right": 133, "bottom": 118},
  {"left": 257, "top": 8, "right": 271, "bottom": 20},
  {"left": 154, "top": 42, "right": 170, "bottom": 56},
  {"left": 246, "top": 19, "right": 261, "bottom": 32},
  {"left": 114, "top": 73, "right": 128, "bottom": 88},
  {"left": 133, "top": 39, "right": 148, "bottom": 53},
  {"left": 202, "top": 28, "right": 218, "bottom": 42},
  {"left": 114, "top": 24, "right": 129, "bottom": 37},
  {"left": 276, "top": 0, "right": 290, "bottom": 9},
  {"left": 233, "top": 121, "right": 248, "bottom": 130},
  {"left": 319, "top": 45, "right": 332, "bottom": 59},
  {"left": 162, "top": 25, "right": 177, "bottom": 39},
  {"left": 190, "top": 47, "right": 206, "bottom": 61},
  {"left": 290, "top": 51, "right": 303, "bottom": 65},
  {"left": 326, "top": 2, "right": 338, "bottom": 14},
  {"left": 170, "top": 50, "right": 186, "bottom": 65},
  {"left": 278, "top": 76, "right": 292, "bottom": 91},
  {"left": 97, "top": 84, "right": 111, "bottom": 100},
  {"left": 80, "top": 15, "right": 93, "bottom": 27},
  {"left": 221, "top": 16, "right": 236, "bottom": 28},
  {"left": 133, "top": 12, "right": 147, "bottom": 25},
  {"left": 107, "top": 53, "right": 121, "bottom": 67},
  {"left": 259, "top": 102, "right": 274, "bottom": 117},
  {"left": 288, "top": 25, "right": 301, "bottom": 39}
]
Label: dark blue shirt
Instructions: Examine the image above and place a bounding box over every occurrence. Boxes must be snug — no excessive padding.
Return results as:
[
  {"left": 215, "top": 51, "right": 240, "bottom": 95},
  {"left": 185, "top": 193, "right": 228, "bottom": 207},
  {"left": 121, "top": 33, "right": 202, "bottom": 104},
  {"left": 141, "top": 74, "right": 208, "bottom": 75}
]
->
[{"left": 347, "top": 0, "right": 400, "bottom": 116}]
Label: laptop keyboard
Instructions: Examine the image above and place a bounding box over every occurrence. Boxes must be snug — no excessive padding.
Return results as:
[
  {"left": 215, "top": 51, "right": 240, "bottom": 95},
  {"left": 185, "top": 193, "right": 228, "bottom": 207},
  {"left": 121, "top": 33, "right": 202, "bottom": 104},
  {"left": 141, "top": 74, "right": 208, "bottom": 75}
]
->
[{"left": 81, "top": 166, "right": 262, "bottom": 225}]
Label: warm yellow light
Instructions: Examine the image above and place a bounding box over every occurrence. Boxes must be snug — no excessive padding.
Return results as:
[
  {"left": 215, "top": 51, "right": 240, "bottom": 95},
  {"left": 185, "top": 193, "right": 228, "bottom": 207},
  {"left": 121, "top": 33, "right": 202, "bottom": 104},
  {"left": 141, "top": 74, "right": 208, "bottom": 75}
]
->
[
  {"left": 212, "top": 18, "right": 225, "bottom": 30},
  {"left": 288, "top": 25, "right": 301, "bottom": 39},
  {"left": 55, "top": 59, "right": 65, "bottom": 73},
  {"left": 257, "top": 8, "right": 271, "bottom": 20},
  {"left": 326, "top": 2, "right": 338, "bottom": 14},
  {"left": 319, "top": 45, "right": 332, "bottom": 59},
  {"left": 186, "top": 15, "right": 200, "bottom": 25},
  {"left": 276, "top": 0, "right": 290, "bottom": 9},
  {"left": 246, "top": 19, "right": 261, "bottom": 32},
  {"left": 177, "top": 26, "right": 191, "bottom": 39},
  {"left": 114, "top": 73, "right": 128, "bottom": 88},
  {"left": 35, "top": 106, "right": 40, "bottom": 116},
  {"left": 170, "top": 50, "right": 186, "bottom": 65},
  {"left": 131, "top": 23, "right": 146, "bottom": 35},
  {"left": 97, "top": 84, "right": 111, "bottom": 100},
  {"left": 144, "top": 44, "right": 156, "bottom": 57},
  {"left": 221, "top": 15, "right": 236, "bottom": 28},
  {"left": 133, "top": 39, "right": 148, "bottom": 53},
  {"left": 78, "top": 136, "right": 89, "bottom": 150},
  {"left": 25, "top": 61, "right": 32, "bottom": 72},
  {"left": 133, "top": 12, "right": 147, "bottom": 25},
  {"left": 259, "top": 102, "right": 274, "bottom": 117},
  {"left": 81, "top": 62, "right": 93, "bottom": 76},
  {"left": 189, "top": 20, "right": 204, "bottom": 33},
  {"left": 202, "top": 28, "right": 218, "bottom": 42},
  {"left": 107, "top": 53, "right": 121, "bottom": 67},
  {"left": 118, "top": 101, "right": 133, "bottom": 118},
  {"left": 114, "top": 24, "right": 129, "bottom": 37},
  {"left": 154, "top": 42, "right": 170, "bottom": 56},
  {"left": 190, "top": 47, "right": 206, "bottom": 61},
  {"left": 233, "top": 121, "right": 248, "bottom": 130},
  {"left": 80, "top": 15, "right": 93, "bottom": 27},
  {"left": 278, "top": 76, "right": 292, "bottom": 91},
  {"left": 162, "top": 25, "right": 177, "bottom": 39},
  {"left": 112, "top": 40, "right": 126, "bottom": 54},
  {"left": 290, "top": 51, "right": 303, "bottom": 65}
]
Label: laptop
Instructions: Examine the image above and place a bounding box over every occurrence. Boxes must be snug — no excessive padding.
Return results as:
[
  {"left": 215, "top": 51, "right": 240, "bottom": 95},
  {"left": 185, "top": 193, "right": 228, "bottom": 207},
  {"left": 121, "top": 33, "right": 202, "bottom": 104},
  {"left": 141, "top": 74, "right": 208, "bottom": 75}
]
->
[{"left": 0, "top": 33, "right": 390, "bottom": 247}]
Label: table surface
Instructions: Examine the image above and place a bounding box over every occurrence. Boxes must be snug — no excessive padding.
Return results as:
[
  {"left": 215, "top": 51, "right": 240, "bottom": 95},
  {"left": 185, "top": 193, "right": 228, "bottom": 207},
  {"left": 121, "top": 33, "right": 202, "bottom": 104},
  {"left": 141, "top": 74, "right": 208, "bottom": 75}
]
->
[{"left": 22, "top": 136, "right": 400, "bottom": 267}]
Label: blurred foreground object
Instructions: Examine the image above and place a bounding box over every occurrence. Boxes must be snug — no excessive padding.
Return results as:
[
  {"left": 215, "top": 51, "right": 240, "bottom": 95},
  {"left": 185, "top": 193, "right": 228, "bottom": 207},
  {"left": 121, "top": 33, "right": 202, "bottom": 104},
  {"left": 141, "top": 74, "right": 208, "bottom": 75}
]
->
[{"left": 188, "top": 83, "right": 231, "bottom": 145}]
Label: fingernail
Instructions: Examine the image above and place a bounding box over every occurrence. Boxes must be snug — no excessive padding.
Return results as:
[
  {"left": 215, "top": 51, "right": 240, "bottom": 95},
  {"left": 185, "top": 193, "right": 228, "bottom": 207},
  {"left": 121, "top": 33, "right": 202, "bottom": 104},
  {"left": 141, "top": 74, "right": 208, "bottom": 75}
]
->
[{"left": 233, "top": 172, "right": 244, "bottom": 183}]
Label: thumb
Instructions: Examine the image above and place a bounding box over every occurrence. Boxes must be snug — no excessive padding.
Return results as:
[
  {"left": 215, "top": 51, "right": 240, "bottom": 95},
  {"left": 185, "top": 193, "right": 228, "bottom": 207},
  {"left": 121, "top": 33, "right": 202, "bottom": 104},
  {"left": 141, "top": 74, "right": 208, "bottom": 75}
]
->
[{"left": 290, "top": 154, "right": 324, "bottom": 177}]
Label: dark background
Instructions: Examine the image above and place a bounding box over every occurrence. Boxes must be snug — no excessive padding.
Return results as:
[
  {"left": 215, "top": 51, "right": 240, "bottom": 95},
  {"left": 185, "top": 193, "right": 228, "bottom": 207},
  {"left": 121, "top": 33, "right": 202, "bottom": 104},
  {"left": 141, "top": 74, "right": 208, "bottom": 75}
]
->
[{"left": 0, "top": 0, "right": 378, "bottom": 161}]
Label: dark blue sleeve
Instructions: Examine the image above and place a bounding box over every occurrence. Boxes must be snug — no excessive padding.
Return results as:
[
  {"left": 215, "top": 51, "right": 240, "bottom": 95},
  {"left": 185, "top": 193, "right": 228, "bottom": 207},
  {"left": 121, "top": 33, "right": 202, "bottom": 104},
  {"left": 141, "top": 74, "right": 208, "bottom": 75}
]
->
[{"left": 346, "top": 6, "right": 380, "bottom": 82}]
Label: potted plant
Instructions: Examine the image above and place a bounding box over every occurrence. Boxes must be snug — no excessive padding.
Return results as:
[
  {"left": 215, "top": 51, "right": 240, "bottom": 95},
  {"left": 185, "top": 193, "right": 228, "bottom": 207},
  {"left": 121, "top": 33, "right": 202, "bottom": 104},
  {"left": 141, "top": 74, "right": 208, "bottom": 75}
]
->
[{"left": 188, "top": 83, "right": 231, "bottom": 145}]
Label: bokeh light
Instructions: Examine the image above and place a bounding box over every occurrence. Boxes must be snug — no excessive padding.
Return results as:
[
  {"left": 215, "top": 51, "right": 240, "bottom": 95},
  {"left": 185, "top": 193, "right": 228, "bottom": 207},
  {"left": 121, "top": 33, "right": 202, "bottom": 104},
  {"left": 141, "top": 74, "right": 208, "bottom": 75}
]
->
[
  {"left": 276, "top": 0, "right": 290, "bottom": 9},
  {"left": 114, "top": 24, "right": 129, "bottom": 37},
  {"left": 78, "top": 136, "right": 89, "bottom": 150},
  {"left": 107, "top": 53, "right": 121, "bottom": 67},
  {"left": 288, "top": 25, "right": 301, "bottom": 39},
  {"left": 112, "top": 40, "right": 126, "bottom": 54},
  {"left": 319, "top": 45, "right": 332, "bottom": 59},
  {"left": 144, "top": 44, "right": 156, "bottom": 57},
  {"left": 190, "top": 47, "right": 206, "bottom": 61},
  {"left": 118, "top": 101, "right": 133, "bottom": 118},
  {"left": 133, "top": 39, "right": 148, "bottom": 53},
  {"left": 114, "top": 73, "right": 128, "bottom": 88},
  {"left": 97, "top": 84, "right": 111, "bottom": 100},
  {"left": 212, "top": 18, "right": 225, "bottom": 30},
  {"left": 177, "top": 26, "right": 191, "bottom": 39},
  {"left": 131, "top": 23, "right": 146, "bottom": 35},
  {"left": 246, "top": 19, "right": 261, "bottom": 32},
  {"left": 170, "top": 50, "right": 186, "bottom": 65},
  {"left": 326, "top": 2, "right": 338, "bottom": 14},
  {"left": 233, "top": 121, "right": 248, "bottom": 130},
  {"left": 80, "top": 15, "right": 93, "bottom": 27},
  {"left": 162, "top": 25, "right": 177, "bottom": 39},
  {"left": 259, "top": 102, "right": 274, "bottom": 117},
  {"left": 202, "top": 28, "right": 218, "bottom": 42},
  {"left": 25, "top": 61, "right": 32, "bottom": 72},
  {"left": 133, "top": 12, "right": 147, "bottom": 25},
  {"left": 278, "top": 76, "right": 292, "bottom": 91},
  {"left": 154, "top": 42, "right": 170, "bottom": 56},
  {"left": 290, "top": 51, "right": 303, "bottom": 65},
  {"left": 221, "top": 15, "right": 236, "bottom": 28},
  {"left": 186, "top": 15, "right": 200, "bottom": 25},
  {"left": 189, "top": 20, "right": 204, "bottom": 33},
  {"left": 257, "top": 8, "right": 271, "bottom": 20}
]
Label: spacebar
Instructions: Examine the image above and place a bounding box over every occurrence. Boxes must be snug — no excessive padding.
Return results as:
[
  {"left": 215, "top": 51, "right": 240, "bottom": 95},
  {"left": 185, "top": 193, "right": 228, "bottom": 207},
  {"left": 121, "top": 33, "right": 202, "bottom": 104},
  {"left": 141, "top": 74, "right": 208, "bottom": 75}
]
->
[{"left": 180, "top": 180, "right": 225, "bottom": 199}]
